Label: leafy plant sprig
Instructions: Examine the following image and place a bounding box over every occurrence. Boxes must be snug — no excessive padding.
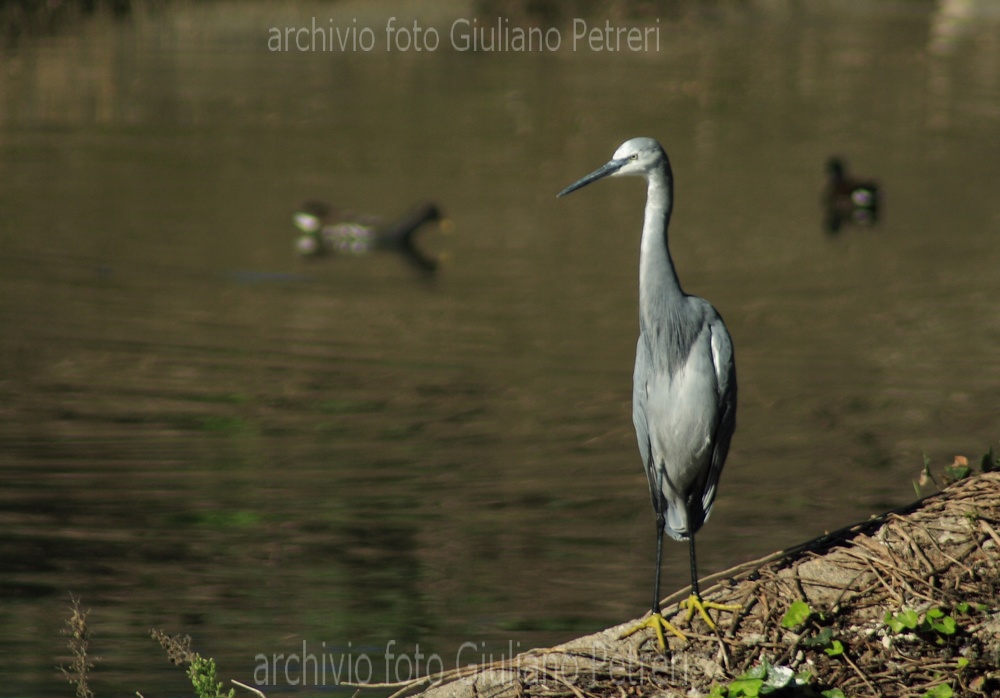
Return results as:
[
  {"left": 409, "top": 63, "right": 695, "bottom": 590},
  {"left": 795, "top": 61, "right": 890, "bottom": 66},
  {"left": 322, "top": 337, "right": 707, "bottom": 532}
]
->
[
  {"left": 707, "top": 658, "right": 810, "bottom": 697},
  {"left": 882, "top": 604, "right": 984, "bottom": 645}
]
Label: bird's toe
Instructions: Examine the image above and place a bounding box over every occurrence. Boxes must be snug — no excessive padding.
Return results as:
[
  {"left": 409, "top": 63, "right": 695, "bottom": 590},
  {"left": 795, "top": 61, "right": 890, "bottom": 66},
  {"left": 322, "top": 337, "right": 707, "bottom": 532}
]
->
[{"left": 621, "top": 612, "right": 688, "bottom": 651}]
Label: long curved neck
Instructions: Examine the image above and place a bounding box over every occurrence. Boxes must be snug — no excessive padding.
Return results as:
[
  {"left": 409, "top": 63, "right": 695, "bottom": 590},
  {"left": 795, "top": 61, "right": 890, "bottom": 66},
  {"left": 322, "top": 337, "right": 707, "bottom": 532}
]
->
[{"left": 639, "top": 164, "right": 684, "bottom": 327}]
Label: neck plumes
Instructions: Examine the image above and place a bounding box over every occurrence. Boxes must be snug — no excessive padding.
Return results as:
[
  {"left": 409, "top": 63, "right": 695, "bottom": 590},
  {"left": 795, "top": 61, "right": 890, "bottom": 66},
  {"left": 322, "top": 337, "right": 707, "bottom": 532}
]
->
[{"left": 639, "top": 165, "right": 683, "bottom": 321}]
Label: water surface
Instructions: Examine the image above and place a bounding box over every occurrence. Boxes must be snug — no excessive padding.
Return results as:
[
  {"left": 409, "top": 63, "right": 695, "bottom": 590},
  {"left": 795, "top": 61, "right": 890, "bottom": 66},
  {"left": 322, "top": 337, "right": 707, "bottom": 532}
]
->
[{"left": 1, "top": 1, "right": 999, "bottom": 694}]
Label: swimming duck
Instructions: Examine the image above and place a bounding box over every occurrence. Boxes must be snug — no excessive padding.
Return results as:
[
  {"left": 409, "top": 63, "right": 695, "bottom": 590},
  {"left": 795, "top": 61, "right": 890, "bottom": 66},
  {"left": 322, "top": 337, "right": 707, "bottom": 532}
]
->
[
  {"left": 294, "top": 200, "right": 445, "bottom": 272},
  {"left": 823, "top": 157, "right": 881, "bottom": 234}
]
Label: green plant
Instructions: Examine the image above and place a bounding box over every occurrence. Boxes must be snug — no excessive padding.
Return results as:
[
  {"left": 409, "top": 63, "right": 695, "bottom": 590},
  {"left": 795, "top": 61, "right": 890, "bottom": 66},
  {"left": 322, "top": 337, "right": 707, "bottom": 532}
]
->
[
  {"left": 707, "top": 658, "right": 810, "bottom": 696},
  {"left": 780, "top": 599, "right": 811, "bottom": 629},
  {"left": 151, "top": 629, "right": 234, "bottom": 698},
  {"left": 782, "top": 600, "right": 843, "bottom": 657},
  {"left": 884, "top": 608, "right": 920, "bottom": 633},
  {"left": 980, "top": 445, "right": 997, "bottom": 473},
  {"left": 923, "top": 683, "right": 953, "bottom": 697},
  {"left": 923, "top": 608, "right": 957, "bottom": 637},
  {"left": 916, "top": 453, "right": 939, "bottom": 495},
  {"left": 188, "top": 656, "right": 234, "bottom": 698},
  {"left": 915, "top": 446, "right": 998, "bottom": 496},
  {"left": 954, "top": 601, "right": 987, "bottom": 614},
  {"left": 943, "top": 456, "right": 971, "bottom": 482},
  {"left": 882, "top": 605, "right": 981, "bottom": 645},
  {"left": 823, "top": 640, "right": 844, "bottom": 657}
]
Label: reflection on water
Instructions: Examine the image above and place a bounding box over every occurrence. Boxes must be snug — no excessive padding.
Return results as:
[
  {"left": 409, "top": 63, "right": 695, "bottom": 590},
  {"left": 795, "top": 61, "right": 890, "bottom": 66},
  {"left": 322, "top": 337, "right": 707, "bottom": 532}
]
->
[
  {"left": 821, "top": 156, "right": 881, "bottom": 235},
  {"left": 2, "top": 1, "right": 1000, "bottom": 695}
]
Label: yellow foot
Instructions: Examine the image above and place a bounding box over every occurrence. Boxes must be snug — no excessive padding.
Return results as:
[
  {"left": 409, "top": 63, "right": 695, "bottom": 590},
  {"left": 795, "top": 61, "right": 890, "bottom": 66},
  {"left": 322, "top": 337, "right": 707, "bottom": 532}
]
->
[
  {"left": 621, "top": 612, "right": 687, "bottom": 651},
  {"left": 680, "top": 593, "right": 741, "bottom": 630}
]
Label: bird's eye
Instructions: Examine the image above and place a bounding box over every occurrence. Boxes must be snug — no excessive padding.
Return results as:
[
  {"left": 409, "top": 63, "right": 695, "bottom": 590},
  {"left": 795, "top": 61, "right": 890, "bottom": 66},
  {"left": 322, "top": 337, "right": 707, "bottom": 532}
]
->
[{"left": 630, "top": 154, "right": 638, "bottom": 161}]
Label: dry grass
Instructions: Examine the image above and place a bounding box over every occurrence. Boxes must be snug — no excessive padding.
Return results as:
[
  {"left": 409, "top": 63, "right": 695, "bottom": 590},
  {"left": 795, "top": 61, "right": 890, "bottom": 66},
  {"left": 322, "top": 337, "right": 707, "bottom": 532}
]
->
[{"left": 61, "top": 594, "right": 98, "bottom": 698}]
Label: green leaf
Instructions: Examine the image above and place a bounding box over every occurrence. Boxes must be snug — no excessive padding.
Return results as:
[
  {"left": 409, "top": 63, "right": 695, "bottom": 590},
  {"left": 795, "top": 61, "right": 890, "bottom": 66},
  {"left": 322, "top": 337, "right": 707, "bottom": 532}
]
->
[
  {"left": 728, "top": 678, "right": 763, "bottom": 696},
  {"left": 929, "top": 615, "right": 957, "bottom": 636},
  {"left": 981, "top": 446, "right": 996, "bottom": 473},
  {"left": 765, "top": 664, "right": 795, "bottom": 688},
  {"left": 885, "top": 609, "right": 919, "bottom": 632},
  {"left": 803, "top": 626, "right": 834, "bottom": 647},
  {"left": 708, "top": 684, "right": 728, "bottom": 698},
  {"left": 920, "top": 608, "right": 957, "bottom": 635},
  {"left": 924, "top": 684, "right": 953, "bottom": 698},
  {"left": 821, "top": 690, "right": 846, "bottom": 698},
  {"left": 945, "top": 464, "right": 971, "bottom": 481},
  {"left": 824, "top": 640, "right": 845, "bottom": 657},
  {"left": 781, "top": 600, "right": 812, "bottom": 629},
  {"left": 955, "top": 602, "right": 970, "bottom": 614},
  {"left": 957, "top": 657, "right": 969, "bottom": 669}
]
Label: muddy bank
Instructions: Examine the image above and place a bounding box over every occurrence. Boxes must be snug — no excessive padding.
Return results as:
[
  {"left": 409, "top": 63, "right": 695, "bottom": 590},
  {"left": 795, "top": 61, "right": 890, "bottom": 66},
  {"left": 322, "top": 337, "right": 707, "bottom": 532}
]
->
[{"left": 394, "top": 473, "right": 1000, "bottom": 697}]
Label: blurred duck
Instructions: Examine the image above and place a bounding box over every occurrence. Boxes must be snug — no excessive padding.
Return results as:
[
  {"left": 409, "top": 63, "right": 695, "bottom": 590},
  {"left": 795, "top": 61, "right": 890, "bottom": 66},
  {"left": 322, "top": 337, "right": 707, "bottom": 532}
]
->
[
  {"left": 294, "top": 200, "right": 447, "bottom": 272},
  {"left": 823, "top": 157, "right": 881, "bottom": 234}
]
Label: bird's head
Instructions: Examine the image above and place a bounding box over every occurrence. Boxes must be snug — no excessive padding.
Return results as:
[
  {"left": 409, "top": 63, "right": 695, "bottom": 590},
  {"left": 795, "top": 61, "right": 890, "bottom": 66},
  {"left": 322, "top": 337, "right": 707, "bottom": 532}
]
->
[
  {"left": 557, "top": 137, "right": 668, "bottom": 198},
  {"left": 293, "top": 200, "right": 334, "bottom": 234}
]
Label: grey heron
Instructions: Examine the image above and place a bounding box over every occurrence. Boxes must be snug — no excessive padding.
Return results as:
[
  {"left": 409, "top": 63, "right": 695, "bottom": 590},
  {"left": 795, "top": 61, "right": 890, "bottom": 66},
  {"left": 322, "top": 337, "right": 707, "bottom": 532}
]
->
[{"left": 557, "top": 137, "right": 738, "bottom": 649}]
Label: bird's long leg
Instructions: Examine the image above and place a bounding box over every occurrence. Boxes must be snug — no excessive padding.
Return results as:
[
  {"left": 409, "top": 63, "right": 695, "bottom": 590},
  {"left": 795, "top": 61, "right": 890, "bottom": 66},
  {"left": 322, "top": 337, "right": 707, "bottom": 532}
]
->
[
  {"left": 621, "top": 469, "right": 687, "bottom": 650},
  {"left": 680, "top": 531, "right": 740, "bottom": 629},
  {"left": 688, "top": 532, "right": 700, "bottom": 598},
  {"left": 652, "top": 509, "right": 665, "bottom": 616}
]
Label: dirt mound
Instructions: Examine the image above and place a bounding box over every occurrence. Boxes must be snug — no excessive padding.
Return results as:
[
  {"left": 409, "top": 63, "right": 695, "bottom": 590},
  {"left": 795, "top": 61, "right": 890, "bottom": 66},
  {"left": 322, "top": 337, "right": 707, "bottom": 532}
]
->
[{"left": 388, "top": 473, "right": 1000, "bottom": 698}]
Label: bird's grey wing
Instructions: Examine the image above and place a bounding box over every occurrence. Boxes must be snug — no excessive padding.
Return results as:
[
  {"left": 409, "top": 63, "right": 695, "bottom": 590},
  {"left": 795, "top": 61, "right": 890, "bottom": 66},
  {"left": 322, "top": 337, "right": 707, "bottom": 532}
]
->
[
  {"left": 632, "top": 336, "right": 657, "bottom": 500},
  {"left": 700, "top": 310, "right": 737, "bottom": 517}
]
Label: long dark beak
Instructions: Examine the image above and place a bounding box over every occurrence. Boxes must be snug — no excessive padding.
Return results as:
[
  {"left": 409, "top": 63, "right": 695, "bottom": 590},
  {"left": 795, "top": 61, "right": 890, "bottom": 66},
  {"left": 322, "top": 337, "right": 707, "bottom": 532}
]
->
[{"left": 557, "top": 158, "right": 626, "bottom": 198}]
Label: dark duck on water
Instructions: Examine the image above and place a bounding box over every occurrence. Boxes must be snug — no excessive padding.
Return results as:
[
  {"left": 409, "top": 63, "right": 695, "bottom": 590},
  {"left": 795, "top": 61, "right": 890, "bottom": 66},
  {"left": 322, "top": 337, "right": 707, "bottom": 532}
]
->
[
  {"left": 822, "top": 157, "right": 881, "bottom": 234},
  {"left": 293, "top": 200, "right": 447, "bottom": 272}
]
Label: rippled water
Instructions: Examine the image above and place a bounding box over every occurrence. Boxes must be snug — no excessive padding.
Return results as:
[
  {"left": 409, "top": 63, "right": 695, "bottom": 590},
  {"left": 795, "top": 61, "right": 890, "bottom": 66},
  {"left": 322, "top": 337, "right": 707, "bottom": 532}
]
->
[{"left": 1, "top": 1, "right": 999, "bottom": 695}]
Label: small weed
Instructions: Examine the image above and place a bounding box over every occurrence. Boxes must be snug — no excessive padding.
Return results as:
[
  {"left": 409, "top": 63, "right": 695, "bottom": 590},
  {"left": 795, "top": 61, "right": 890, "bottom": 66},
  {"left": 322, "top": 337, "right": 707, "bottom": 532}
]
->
[
  {"left": 151, "top": 628, "right": 195, "bottom": 666},
  {"left": 915, "top": 447, "right": 997, "bottom": 496},
  {"left": 780, "top": 599, "right": 811, "bottom": 629},
  {"left": 188, "top": 656, "right": 234, "bottom": 698},
  {"left": 883, "top": 604, "right": 982, "bottom": 645},
  {"left": 944, "top": 456, "right": 972, "bottom": 482},
  {"left": 923, "top": 683, "right": 953, "bottom": 697},
  {"left": 955, "top": 601, "right": 988, "bottom": 614},
  {"left": 823, "top": 639, "right": 845, "bottom": 657},
  {"left": 802, "top": 626, "right": 834, "bottom": 647},
  {"left": 151, "top": 629, "right": 234, "bottom": 698},
  {"left": 61, "top": 594, "right": 98, "bottom": 698},
  {"left": 884, "top": 608, "right": 920, "bottom": 633},
  {"left": 923, "top": 608, "right": 957, "bottom": 637},
  {"left": 707, "top": 657, "right": 809, "bottom": 696},
  {"left": 980, "top": 445, "right": 997, "bottom": 473},
  {"left": 781, "top": 600, "right": 843, "bottom": 657}
]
